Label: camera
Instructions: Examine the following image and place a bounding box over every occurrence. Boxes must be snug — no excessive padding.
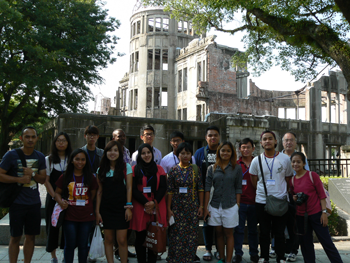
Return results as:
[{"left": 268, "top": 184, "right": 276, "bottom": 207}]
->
[{"left": 295, "top": 192, "right": 309, "bottom": 206}]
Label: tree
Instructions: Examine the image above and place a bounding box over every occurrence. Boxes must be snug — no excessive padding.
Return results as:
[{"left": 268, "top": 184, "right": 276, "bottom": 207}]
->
[
  {"left": 0, "top": 0, "right": 120, "bottom": 156},
  {"left": 143, "top": 0, "right": 350, "bottom": 97}
]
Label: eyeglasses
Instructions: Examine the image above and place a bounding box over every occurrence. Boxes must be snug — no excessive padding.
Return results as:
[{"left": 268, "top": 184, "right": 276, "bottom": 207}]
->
[
  {"left": 170, "top": 139, "right": 182, "bottom": 144},
  {"left": 143, "top": 133, "right": 154, "bottom": 137},
  {"left": 56, "top": 139, "right": 67, "bottom": 143},
  {"left": 283, "top": 139, "right": 295, "bottom": 143},
  {"left": 87, "top": 134, "right": 97, "bottom": 138}
]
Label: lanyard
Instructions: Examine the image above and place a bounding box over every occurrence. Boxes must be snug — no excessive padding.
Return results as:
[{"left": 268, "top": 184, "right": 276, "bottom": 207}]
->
[
  {"left": 178, "top": 165, "right": 191, "bottom": 183},
  {"left": 173, "top": 154, "right": 178, "bottom": 166},
  {"left": 58, "top": 157, "right": 67, "bottom": 174},
  {"left": 140, "top": 169, "right": 153, "bottom": 184},
  {"left": 73, "top": 174, "right": 84, "bottom": 197},
  {"left": 87, "top": 149, "right": 96, "bottom": 171},
  {"left": 264, "top": 152, "right": 276, "bottom": 179},
  {"left": 242, "top": 167, "right": 249, "bottom": 178}
]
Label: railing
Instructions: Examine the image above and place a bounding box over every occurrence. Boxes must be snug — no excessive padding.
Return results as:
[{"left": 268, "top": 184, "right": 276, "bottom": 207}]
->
[{"left": 308, "top": 159, "right": 350, "bottom": 177}]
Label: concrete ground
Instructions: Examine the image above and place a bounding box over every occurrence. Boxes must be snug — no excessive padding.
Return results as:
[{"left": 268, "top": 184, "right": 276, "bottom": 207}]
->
[{"left": 0, "top": 239, "right": 349, "bottom": 263}]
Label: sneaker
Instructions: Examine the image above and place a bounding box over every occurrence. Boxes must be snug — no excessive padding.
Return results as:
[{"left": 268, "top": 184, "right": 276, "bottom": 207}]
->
[
  {"left": 269, "top": 249, "right": 276, "bottom": 258},
  {"left": 258, "top": 259, "right": 269, "bottom": 263},
  {"left": 250, "top": 255, "right": 260, "bottom": 263},
  {"left": 232, "top": 255, "right": 242, "bottom": 263},
  {"left": 50, "top": 259, "right": 58, "bottom": 263},
  {"left": 286, "top": 253, "right": 296, "bottom": 262}
]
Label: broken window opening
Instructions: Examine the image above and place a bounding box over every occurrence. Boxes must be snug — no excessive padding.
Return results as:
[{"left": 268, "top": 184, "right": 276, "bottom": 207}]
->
[
  {"left": 162, "top": 50, "right": 168, "bottom": 70},
  {"left": 155, "top": 18, "right": 161, "bottom": 32},
  {"left": 178, "top": 70, "right": 182, "bottom": 92},
  {"left": 178, "top": 109, "right": 181, "bottom": 120},
  {"left": 146, "top": 88, "right": 152, "bottom": 108},
  {"left": 134, "top": 89, "right": 138, "bottom": 110},
  {"left": 178, "top": 21, "right": 182, "bottom": 33},
  {"left": 137, "top": 21, "right": 141, "bottom": 34},
  {"left": 183, "top": 21, "right": 188, "bottom": 34},
  {"left": 163, "top": 18, "right": 169, "bottom": 32},
  {"left": 155, "top": 49, "right": 161, "bottom": 70},
  {"left": 147, "top": 49, "right": 153, "bottom": 70},
  {"left": 148, "top": 18, "right": 154, "bottom": 32},
  {"left": 135, "top": 51, "right": 139, "bottom": 72},
  {"left": 183, "top": 108, "right": 187, "bottom": 120},
  {"left": 154, "top": 87, "right": 160, "bottom": 107},
  {"left": 161, "top": 88, "right": 168, "bottom": 106},
  {"left": 197, "top": 62, "right": 201, "bottom": 82},
  {"left": 183, "top": 68, "right": 188, "bottom": 91}
]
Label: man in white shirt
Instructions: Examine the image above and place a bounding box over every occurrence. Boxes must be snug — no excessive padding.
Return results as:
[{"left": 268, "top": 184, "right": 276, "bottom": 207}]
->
[
  {"left": 131, "top": 125, "right": 162, "bottom": 166},
  {"left": 250, "top": 130, "right": 293, "bottom": 263},
  {"left": 160, "top": 131, "right": 196, "bottom": 173}
]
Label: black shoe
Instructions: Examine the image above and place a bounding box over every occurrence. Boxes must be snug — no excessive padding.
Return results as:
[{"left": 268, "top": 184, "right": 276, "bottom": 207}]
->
[
  {"left": 193, "top": 255, "right": 201, "bottom": 263},
  {"left": 232, "top": 255, "right": 242, "bottom": 263},
  {"left": 115, "top": 253, "right": 129, "bottom": 262},
  {"left": 128, "top": 251, "right": 137, "bottom": 258},
  {"left": 157, "top": 254, "right": 162, "bottom": 260},
  {"left": 250, "top": 255, "right": 260, "bottom": 263}
]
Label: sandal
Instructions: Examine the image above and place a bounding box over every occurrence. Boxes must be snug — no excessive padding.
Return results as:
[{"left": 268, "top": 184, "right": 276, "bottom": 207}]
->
[
  {"left": 203, "top": 251, "right": 213, "bottom": 261},
  {"left": 214, "top": 251, "right": 221, "bottom": 260}
]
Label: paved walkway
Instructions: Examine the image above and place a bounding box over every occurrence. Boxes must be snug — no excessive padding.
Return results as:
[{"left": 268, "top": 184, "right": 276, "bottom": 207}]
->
[{"left": 0, "top": 239, "right": 349, "bottom": 262}]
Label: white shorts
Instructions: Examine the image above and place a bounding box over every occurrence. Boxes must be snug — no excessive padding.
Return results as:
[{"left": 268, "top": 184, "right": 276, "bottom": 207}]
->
[{"left": 208, "top": 203, "right": 239, "bottom": 228}]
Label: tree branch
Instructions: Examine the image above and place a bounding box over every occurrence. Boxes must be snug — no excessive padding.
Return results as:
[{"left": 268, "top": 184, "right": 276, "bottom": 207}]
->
[{"left": 208, "top": 20, "right": 249, "bottom": 34}]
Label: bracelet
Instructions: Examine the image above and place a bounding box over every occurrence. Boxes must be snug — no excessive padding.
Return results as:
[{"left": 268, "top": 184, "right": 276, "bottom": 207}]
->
[
  {"left": 200, "top": 206, "right": 204, "bottom": 208},
  {"left": 126, "top": 202, "right": 132, "bottom": 205}
]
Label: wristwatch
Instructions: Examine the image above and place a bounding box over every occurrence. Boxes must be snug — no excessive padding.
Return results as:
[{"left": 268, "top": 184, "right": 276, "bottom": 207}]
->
[
  {"left": 322, "top": 209, "right": 327, "bottom": 214},
  {"left": 31, "top": 172, "right": 35, "bottom": 178}
]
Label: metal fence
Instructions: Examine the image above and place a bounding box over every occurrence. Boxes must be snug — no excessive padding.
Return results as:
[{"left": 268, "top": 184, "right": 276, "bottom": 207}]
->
[{"left": 308, "top": 159, "right": 350, "bottom": 177}]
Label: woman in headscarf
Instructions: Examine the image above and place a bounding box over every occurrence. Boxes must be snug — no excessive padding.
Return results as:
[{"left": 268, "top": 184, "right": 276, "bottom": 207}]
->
[{"left": 129, "top": 143, "right": 167, "bottom": 263}]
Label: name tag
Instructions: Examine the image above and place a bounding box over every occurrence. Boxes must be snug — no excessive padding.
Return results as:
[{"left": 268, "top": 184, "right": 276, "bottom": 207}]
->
[
  {"left": 179, "top": 187, "right": 188, "bottom": 193},
  {"left": 266, "top": 179, "right": 276, "bottom": 186},
  {"left": 76, "top": 199, "right": 86, "bottom": 206},
  {"left": 143, "top": 187, "right": 151, "bottom": 193},
  {"left": 242, "top": 179, "right": 247, "bottom": 186}
]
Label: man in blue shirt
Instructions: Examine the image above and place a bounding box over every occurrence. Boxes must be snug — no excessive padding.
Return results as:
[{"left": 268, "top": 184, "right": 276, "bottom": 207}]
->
[{"left": 0, "top": 126, "right": 46, "bottom": 263}]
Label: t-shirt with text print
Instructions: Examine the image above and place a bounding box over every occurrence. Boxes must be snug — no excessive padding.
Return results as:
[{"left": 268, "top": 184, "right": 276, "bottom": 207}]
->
[{"left": 56, "top": 174, "right": 98, "bottom": 222}]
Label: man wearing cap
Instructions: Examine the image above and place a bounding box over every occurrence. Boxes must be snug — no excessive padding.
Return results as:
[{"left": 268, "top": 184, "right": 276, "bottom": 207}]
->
[{"left": 250, "top": 130, "right": 293, "bottom": 263}]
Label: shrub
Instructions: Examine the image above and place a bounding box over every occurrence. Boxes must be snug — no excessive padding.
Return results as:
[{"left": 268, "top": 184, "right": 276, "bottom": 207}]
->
[{"left": 0, "top": 207, "right": 9, "bottom": 220}]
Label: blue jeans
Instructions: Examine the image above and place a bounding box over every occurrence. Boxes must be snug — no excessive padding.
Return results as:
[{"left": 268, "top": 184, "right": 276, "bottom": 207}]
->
[
  {"left": 63, "top": 220, "right": 93, "bottom": 263},
  {"left": 234, "top": 203, "right": 259, "bottom": 256}
]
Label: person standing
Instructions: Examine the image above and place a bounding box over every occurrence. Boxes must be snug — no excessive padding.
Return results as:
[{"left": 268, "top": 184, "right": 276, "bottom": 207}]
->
[
  {"left": 129, "top": 144, "right": 167, "bottom": 263},
  {"left": 55, "top": 149, "right": 98, "bottom": 263},
  {"left": 0, "top": 126, "right": 46, "bottom": 263},
  {"left": 233, "top": 138, "right": 259, "bottom": 263},
  {"left": 112, "top": 129, "right": 136, "bottom": 260},
  {"left": 44, "top": 132, "right": 72, "bottom": 263},
  {"left": 81, "top": 125, "right": 103, "bottom": 175},
  {"left": 112, "top": 129, "right": 132, "bottom": 165},
  {"left": 160, "top": 131, "right": 196, "bottom": 173},
  {"left": 204, "top": 142, "right": 242, "bottom": 263},
  {"left": 290, "top": 152, "right": 343, "bottom": 263},
  {"left": 250, "top": 130, "right": 293, "bottom": 263},
  {"left": 194, "top": 126, "right": 220, "bottom": 261},
  {"left": 95, "top": 141, "right": 133, "bottom": 263},
  {"left": 131, "top": 125, "right": 162, "bottom": 166},
  {"left": 167, "top": 142, "right": 204, "bottom": 263}
]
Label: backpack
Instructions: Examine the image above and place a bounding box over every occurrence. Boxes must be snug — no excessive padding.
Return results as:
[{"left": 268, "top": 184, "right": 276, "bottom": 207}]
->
[{"left": 292, "top": 171, "right": 332, "bottom": 216}]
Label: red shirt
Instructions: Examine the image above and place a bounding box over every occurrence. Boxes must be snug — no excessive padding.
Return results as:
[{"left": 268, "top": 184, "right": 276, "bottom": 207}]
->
[
  {"left": 237, "top": 157, "right": 256, "bottom": 205},
  {"left": 56, "top": 174, "right": 98, "bottom": 222},
  {"left": 290, "top": 171, "right": 327, "bottom": 216}
]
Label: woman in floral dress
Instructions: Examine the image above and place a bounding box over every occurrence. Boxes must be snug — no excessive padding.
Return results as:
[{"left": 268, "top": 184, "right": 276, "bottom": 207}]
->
[{"left": 167, "top": 142, "right": 204, "bottom": 263}]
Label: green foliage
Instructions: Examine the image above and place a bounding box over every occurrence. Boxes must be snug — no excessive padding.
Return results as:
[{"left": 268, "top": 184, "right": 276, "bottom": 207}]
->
[
  {"left": 0, "top": 0, "right": 121, "bottom": 156},
  {"left": 142, "top": 0, "right": 350, "bottom": 94},
  {"left": 328, "top": 200, "right": 339, "bottom": 236},
  {"left": 0, "top": 207, "right": 9, "bottom": 220},
  {"left": 319, "top": 176, "right": 342, "bottom": 190}
]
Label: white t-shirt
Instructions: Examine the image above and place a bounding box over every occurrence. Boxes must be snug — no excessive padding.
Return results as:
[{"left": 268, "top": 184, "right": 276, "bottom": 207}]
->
[
  {"left": 45, "top": 156, "right": 68, "bottom": 176},
  {"left": 131, "top": 147, "right": 162, "bottom": 166},
  {"left": 250, "top": 152, "right": 293, "bottom": 204},
  {"left": 159, "top": 152, "right": 196, "bottom": 174}
]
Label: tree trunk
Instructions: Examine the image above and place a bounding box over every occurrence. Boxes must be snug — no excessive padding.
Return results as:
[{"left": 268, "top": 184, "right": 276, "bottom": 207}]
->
[{"left": 0, "top": 122, "right": 12, "bottom": 158}]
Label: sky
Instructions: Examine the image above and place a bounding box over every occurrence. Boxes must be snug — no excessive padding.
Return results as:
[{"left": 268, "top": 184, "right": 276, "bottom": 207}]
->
[{"left": 88, "top": 0, "right": 308, "bottom": 112}]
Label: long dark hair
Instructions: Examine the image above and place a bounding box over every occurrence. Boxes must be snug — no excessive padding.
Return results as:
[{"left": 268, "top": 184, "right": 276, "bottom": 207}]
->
[
  {"left": 214, "top": 141, "right": 237, "bottom": 172},
  {"left": 98, "top": 140, "right": 125, "bottom": 183},
  {"left": 62, "top": 149, "right": 93, "bottom": 198},
  {"left": 49, "top": 132, "right": 72, "bottom": 164}
]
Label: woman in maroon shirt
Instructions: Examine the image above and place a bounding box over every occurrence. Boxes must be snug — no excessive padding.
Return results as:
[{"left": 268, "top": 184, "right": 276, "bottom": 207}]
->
[
  {"left": 290, "top": 152, "right": 342, "bottom": 263},
  {"left": 55, "top": 149, "right": 98, "bottom": 263}
]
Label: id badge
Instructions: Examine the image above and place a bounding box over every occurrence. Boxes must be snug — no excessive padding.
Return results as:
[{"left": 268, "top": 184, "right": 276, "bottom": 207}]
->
[
  {"left": 76, "top": 199, "right": 85, "bottom": 206},
  {"left": 242, "top": 179, "right": 247, "bottom": 186},
  {"left": 143, "top": 187, "right": 151, "bottom": 193},
  {"left": 179, "top": 187, "right": 188, "bottom": 193},
  {"left": 266, "top": 179, "right": 276, "bottom": 186}
]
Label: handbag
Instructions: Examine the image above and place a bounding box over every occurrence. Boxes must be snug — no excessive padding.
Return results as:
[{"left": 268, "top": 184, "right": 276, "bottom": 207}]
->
[
  {"left": 51, "top": 201, "right": 67, "bottom": 228},
  {"left": 143, "top": 200, "right": 166, "bottom": 253},
  {"left": 0, "top": 149, "right": 26, "bottom": 208},
  {"left": 258, "top": 155, "right": 288, "bottom": 216}
]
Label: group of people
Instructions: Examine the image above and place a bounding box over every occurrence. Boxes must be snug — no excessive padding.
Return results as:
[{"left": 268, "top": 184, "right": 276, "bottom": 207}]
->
[{"left": 0, "top": 125, "right": 343, "bottom": 263}]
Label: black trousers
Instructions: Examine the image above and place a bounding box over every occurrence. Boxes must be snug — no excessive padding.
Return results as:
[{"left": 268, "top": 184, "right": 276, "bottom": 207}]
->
[
  {"left": 135, "top": 230, "right": 157, "bottom": 263},
  {"left": 256, "top": 203, "right": 287, "bottom": 262}
]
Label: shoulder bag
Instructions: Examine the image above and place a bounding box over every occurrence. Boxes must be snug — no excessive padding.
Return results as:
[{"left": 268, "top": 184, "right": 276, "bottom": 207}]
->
[{"left": 258, "top": 154, "right": 288, "bottom": 217}]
